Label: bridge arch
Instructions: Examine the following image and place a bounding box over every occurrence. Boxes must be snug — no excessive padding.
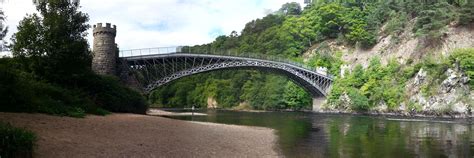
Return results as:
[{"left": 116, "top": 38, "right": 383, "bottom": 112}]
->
[{"left": 122, "top": 53, "right": 333, "bottom": 98}]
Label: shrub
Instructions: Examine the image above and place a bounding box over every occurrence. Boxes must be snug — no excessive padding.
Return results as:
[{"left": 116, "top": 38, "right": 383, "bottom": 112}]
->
[
  {"left": 449, "top": 48, "right": 474, "bottom": 89},
  {"left": 0, "top": 59, "right": 89, "bottom": 117},
  {"left": 0, "top": 58, "right": 147, "bottom": 116},
  {"left": 407, "top": 101, "right": 422, "bottom": 112},
  {"left": 0, "top": 122, "right": 36, "bottom": 158},
  {"left": 327, "top": 78, "right": 345, "bottom": 106},
  {"left": 402, "top": 65, "right": 418, "bottom": 80},
  {"left": 385, "top": 11, "right": 408, "bottom": 36},
  {"left": 306, "top": 51, "right": 344, "bottom": 76},
  {"left": 79, "top": 75, "right": 148, "bottom": 114},
  {"left": 347, "top": 87, "right": 370, "bottom": 111}
]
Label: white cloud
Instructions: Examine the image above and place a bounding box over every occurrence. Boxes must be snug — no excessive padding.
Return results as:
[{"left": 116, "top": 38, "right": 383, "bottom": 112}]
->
[{"left": 3, "top": 0, "right": 304, "bottom": 51}]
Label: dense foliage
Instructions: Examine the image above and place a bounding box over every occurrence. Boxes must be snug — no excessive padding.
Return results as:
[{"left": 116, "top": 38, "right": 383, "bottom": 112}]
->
[
  {"left": 328, "top": 58, "right": 410, "bottom": 111},
  {"left": 0, "top": 8, "right": 7, "bottom": 51},
  {"left": 0, "top": 122, "right": 36, "bottom": 158},
  {"left": 1, "top": 0, "right": 147, "bottom": 117},
  {"left": 11, "top": 0, "right": 92, "bottom": 85},
  {"left": 151, "top": 1, "right": 474, "bottom": 110}
]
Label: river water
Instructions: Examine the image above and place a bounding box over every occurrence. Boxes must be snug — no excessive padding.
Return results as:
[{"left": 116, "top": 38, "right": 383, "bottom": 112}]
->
[{"left": 165, "top": 110, "right": 474, "bottom": 157}]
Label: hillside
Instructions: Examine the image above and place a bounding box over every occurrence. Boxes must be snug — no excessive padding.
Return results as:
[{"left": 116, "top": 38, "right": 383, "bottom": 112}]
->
[
  {"left": 308, "top": 22, "right": 473, "bottom": 116},
  {"left": 304, "top": 22, "right": 474, "bottom": 67},
  {"left": 149, "top": 1, "right": 473, "bottom": 116}
]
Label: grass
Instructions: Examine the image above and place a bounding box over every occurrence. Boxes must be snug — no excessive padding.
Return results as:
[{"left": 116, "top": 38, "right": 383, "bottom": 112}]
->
[{"left": 0, "top": 122, "right": 37, "bottom": 158}]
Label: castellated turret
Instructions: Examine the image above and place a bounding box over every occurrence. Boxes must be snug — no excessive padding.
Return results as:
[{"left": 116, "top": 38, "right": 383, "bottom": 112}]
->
[{"left": 92, "top": 23, "right": 117, "bottom": 75}]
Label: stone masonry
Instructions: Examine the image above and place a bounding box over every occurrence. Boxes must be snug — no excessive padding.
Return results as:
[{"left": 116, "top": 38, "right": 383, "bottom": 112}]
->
[{"left": 92, "top": 23, "right": 117, "bottom": 75}]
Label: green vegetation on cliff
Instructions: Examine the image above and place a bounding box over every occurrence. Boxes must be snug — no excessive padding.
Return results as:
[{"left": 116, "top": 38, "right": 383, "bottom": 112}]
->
[
  {"left": 150, "top": 0, "right": 473, "bottom": 111},
  {"left": 450, "top": 48, "right": 474, "bottom": 89},
  {"left": 328, "top": 49, "right": 473, "bottom": 112},
  {"left": 329, "top": 58, "right": 411, "bottom": 111}
]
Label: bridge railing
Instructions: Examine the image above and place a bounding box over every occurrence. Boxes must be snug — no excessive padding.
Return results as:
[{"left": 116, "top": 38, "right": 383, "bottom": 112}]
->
[
  {"left": 119, "top": 47, "right": 327, "bottom": 75},
  {"left": 119, "top": 47, "right": 180, "bottom": 57}
]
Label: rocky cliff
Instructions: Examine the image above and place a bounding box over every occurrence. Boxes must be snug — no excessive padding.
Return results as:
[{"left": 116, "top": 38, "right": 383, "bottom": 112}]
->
[{"left": 309, "top": 24, "right": 473, "bottom": 117}]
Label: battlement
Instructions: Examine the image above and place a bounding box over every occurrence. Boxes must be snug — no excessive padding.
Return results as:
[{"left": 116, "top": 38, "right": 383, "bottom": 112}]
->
[
  {"left": 92, "top": 22, "right": 117, "bottom": 75},
  {"left": 93, "top": 23, "right": 116, "bottom": 36}
]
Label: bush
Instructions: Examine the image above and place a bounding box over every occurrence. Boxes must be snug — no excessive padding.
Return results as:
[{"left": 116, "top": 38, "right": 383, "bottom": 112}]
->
[
  {"left": 449, "top": 48, "right": 474, "bottom": 89},
  {"left": 0, "top": 58, "right": 147, "bottom": 116},
  {"left": 306, "top": 51, "right": 344, "bottom": 76},
  {"left": 347, "top": 88, "right": 369, "bottom": 111},
  {"left": 402, "top": 65, "right": 418, "bottom": 79},
  {"left": 0, "top": 59, "right": 88, "bottom": 117},
  {"left": 79, "top": 75, "right": 148, "bottom": 114},
  {"left": 0, "top": 122, "right": 36, "bottom": 158},
  {"left": 385, "top": 11, "right": 408, "bottom": 36}
]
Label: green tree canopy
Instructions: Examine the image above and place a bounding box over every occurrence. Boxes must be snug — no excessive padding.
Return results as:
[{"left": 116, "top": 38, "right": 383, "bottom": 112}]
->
[
  {"left": 11, "top": 0, "right": 91, "bottom": 85},
  {"left": 277, "top": 2, "right": 303, "bottom": 16},
  {"left": 0, "top": 8, "right": 7, "bottom": 51}
]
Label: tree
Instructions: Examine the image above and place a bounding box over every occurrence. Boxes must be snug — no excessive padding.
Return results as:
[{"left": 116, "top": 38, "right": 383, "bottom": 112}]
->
[
  {"left": 347, "top": 87, "right": 369, "bottom": 111},
  {"left": 459, "top": 2, "right": 474, "bottom": 25},
  {"left": 277, "top": 2, "right": 302, "bottom": 16},
  {"left": 413, "top": 2, "right": 455, "bottom": 43},
  {"left": 317, "top": 3, "right": 347, "bottom": 38},
  {"left": 0, "top": 7, "right": 7, "bottom": 51},
  {"left": 11, "top": 0, "right": 91, "bottom": 85},
  {"left": 283, "top": 81, "right": 311, "bottom": 110}
]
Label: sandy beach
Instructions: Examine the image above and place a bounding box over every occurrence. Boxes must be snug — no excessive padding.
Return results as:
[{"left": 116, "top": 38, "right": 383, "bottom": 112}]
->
[{"left": 0, "top": 112, "right": 280, "bottom": 158}]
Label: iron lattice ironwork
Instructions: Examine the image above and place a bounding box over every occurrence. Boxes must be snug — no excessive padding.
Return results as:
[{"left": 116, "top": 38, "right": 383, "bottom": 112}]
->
[{"left": 120, "top": 47, "right": 333, "bottom": 97}]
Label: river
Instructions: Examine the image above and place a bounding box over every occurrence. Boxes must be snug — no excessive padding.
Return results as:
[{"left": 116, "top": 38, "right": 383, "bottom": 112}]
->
[{"left": 163, "top": 109, "right": 473, "bottom": 157}]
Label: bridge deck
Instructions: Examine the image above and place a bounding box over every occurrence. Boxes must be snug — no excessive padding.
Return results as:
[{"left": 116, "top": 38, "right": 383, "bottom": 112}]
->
[{"left": 119, "top": 47, "right": 334, "bottom": 97}]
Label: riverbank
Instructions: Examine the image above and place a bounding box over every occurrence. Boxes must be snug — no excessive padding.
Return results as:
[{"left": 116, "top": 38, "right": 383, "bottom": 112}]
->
[
  {"left": 206, "top": 108, "right": 474, "bottom": 119},
  {"left": 0, "top": 112, "right": 280, "bottom": 158},
  {"left": 147, "top": 108, "right": 208, "bottom": 116},
  {"left": 313, "top": 110, "right": 474, "bottom": 119}
]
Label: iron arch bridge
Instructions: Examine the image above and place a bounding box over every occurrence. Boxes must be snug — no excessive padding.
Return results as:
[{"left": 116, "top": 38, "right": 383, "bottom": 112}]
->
[{"left": 120, "top": 47, "right": 334, "bottom": 97}]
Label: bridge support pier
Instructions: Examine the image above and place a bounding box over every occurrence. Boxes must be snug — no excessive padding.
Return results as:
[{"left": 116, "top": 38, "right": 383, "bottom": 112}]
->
[{"left": 312, "top": 97, "right": 326, "bottom": 112}]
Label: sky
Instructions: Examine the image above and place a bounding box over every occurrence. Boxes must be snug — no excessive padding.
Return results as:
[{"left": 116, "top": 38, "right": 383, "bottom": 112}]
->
[{"left": 1, "top": 0, "right": 304, "bottom": 54}]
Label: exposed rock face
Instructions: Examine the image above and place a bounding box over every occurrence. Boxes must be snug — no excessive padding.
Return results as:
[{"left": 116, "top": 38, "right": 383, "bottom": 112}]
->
[
  {"left": 339, "top": 93, "right": 352, "bottom": 110},
  {"left": 312, "top": 97, "right": 326, "bottom": 112},
  {"left": 372, "top": 101, "right": 388, "bottom": 113},
  {"left": 325, "top": 67, "right": 472, "bottom": 117},
  {"left": 340, "top": 64, "right": 351, "bottom": 78},
  {"left": 440, "top": 68, "right": 470, "bottom": 93},
  {"left": 207, "top": 97, "right": 218, "bottom": 109},
  {"left": 409, "top": 67, "right": 472, "bottom": 116},
  {"left": 303, "top": 22, "right": 474, "bottom": 117},
  {"left": 324, "top": 93, "right": 351, "bottom": 112},
  {"left": 413, "top": 68, "right": 427, "bottom": 86},
  {"left": 303, "top": 23, "right": 474, "bottom": 68}
]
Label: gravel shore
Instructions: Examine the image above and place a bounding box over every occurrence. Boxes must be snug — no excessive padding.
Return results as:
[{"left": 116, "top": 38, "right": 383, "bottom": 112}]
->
[
  {"left": 147, "top": 109, "right": 208, "bottom": 116},
  {"left": 0, "top": 112, "right": 280, "bottom": 158}
]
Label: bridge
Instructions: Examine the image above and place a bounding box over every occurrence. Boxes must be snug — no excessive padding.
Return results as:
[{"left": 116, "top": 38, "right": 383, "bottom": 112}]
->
[
  {"left": 91, "top": 22, "right": 333, "bottom": 111},
  {"left": 118, "top": 47, "right": 334, "bottom": 100}
]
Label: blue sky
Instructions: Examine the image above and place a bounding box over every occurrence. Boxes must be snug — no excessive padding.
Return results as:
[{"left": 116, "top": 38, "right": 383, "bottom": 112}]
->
[{"left": 2, "top": 0, "right": 304, "bottom": 52}]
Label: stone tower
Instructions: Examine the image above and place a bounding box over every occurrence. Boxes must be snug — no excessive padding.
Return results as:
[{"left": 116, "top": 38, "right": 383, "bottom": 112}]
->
[{"left": 92, "top": 23, "right": 117, "bottom": 75}]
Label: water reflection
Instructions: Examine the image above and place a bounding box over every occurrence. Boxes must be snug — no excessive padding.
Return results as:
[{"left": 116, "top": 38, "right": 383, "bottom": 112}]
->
[{"left": 166, "top": 110, "right": 474, "bottom": 158}]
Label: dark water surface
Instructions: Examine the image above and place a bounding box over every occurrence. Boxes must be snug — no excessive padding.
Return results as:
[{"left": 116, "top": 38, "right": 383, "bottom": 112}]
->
[{"left": 165, "top": 110, "right": 474, "bottom": 158}]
